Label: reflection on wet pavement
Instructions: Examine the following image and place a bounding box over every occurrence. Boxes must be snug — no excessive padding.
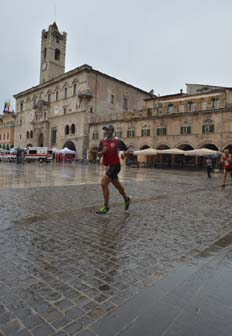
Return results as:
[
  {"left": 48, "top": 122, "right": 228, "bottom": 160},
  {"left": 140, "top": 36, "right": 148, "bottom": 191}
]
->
[
  {"left": 0, "top": 161, "right": 219, "bottom": 189},
  {"left": 0, "top": 162, "right": 231, "bottom": 335}
]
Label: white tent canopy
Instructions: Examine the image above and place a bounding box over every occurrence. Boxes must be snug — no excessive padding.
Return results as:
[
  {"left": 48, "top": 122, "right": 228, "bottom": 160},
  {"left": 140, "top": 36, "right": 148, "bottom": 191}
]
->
[
  {"left": 158, "top": 148, "right": 186, "bottom": 155},
  {"left": 133, "top": 147, "right": 223, "bottom": 157},
  {"left": 133, "top": 148, "right": 185, "bottom": 156},
  {"left": 58, "top": 147, "right": 76, "bottom": 154},
  {"left": 133, "top": 148, "right": 159, "bottom": 156},
  {"left": 184, "top": 148, "right": 222, "bottom": 157}
]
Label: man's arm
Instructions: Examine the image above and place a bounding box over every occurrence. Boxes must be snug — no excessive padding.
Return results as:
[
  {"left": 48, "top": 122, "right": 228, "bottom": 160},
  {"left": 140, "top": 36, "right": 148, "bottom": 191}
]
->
[
  {"left": 97, "top": 140, "right": 107, "bottom": 158},
  {"left": 118, "top": 139, "right": 128, "bottom": 152},
  {"left": 118, "top": 139, "right": 128, "bottom": 159}
]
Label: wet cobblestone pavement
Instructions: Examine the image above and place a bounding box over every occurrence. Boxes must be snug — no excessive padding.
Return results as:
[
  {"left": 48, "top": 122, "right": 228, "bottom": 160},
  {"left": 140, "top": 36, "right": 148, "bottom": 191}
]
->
[{"left": 0, "top": 163, "right": 231, "bottom": 335}]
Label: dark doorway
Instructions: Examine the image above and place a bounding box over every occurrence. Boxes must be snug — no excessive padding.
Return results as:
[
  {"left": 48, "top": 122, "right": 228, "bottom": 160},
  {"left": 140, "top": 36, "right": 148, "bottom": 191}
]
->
[
  {"left": 38, "top": 133, "right": 44, "bottom": 147},
  {"left": 63, "top": 141, "right": 76, "bottom": 151}
]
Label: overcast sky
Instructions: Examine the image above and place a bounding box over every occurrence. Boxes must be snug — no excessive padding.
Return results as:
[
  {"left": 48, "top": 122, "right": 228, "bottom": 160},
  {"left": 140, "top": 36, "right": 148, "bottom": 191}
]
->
[{"left": 1, "top": 0, "right": 232, "bottom": 111}]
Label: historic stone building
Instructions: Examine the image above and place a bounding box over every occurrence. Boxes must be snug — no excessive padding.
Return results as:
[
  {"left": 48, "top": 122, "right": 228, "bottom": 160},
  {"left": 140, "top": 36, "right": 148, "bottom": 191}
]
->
[
  {"left": 0, "top": 111, "right": 16, "bottom": 150},
  {"left": 89, "top": 84, "right": 232, "bottom": 166},
  {"left": 14, "top": 23, "right": 151, "bottom": 157}
]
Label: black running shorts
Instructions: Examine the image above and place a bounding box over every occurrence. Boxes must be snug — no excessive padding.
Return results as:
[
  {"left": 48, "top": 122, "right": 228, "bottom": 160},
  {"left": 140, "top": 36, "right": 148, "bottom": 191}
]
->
[{"left": 106, "top": 164, "right": 121, "bottom": 180}]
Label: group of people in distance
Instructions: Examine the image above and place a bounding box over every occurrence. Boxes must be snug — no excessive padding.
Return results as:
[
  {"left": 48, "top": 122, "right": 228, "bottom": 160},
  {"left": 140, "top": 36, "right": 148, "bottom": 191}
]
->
[{"left": 95, "top": 124, "right": 232, "bottom": 214}]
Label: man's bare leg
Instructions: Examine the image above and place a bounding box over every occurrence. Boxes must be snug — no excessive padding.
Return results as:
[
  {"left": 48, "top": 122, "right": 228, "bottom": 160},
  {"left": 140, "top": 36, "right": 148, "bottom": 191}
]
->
[
  {"left": 111, "top": 178, "right": 127, "bottom": 200},
  {"left": 101, "top": 175, "right": 111, "bottom": 206},
  {"left": 112, "top": 178, "right": 131, "bottom": 210}
]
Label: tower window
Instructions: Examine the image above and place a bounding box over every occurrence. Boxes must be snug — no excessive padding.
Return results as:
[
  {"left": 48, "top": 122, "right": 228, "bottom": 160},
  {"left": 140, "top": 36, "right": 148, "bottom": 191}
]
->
[
  {"left": 65, "top": 125, "right": 69, "bottom": 135},
  {"left": 55, "top": 48, "right": 61, "bottom": 60},
  {"left": 48, "top": 94, "right": 51, "bottom": 102},
  {"left": 44, "top": 48, "right": 47, "bottom": 60},
  {"left": 64, "top": 87, "right": 68, "bottom": 99},
  {"left": 56, "top": 91, "right": 59, "bottom": 101},
  {"left": 73, "top": 84, "right": 77, "bottom": 96},
  {"left": 20, "top": 102, "right": 23, "bottom": 112},
  {"left": 71, "top": 124, "right": 75, "bottom": 134},
  {"left": 111, "top": 95, "right": 115, "bottom": 104}
]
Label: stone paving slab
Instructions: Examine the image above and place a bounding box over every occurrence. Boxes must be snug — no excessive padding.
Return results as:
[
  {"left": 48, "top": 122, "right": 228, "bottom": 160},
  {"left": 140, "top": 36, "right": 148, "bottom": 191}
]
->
[
  {"left": 92, "top": 242, "right": 232, "bottom": 336},
  {"left": 0, "top": 164, "right": 231, "bottom": 335}
]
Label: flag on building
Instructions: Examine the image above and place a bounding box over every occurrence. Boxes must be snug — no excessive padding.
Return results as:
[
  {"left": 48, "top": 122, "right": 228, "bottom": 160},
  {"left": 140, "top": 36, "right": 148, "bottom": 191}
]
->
[{"left": 3, "top": 100, "right": 11, "bottom": 112}]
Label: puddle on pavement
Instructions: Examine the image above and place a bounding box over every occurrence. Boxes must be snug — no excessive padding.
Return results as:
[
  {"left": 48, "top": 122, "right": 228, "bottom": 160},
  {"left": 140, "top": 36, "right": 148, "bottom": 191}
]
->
[
  {"left": 196, "top": 232, "right": 232, "bottom": 259},
  {"left": 13, "top": 215, "right": 45, "bottom": 225}
]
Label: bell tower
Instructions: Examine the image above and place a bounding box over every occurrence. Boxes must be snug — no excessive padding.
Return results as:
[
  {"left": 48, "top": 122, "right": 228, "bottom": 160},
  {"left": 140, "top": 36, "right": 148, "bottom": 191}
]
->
[{"left": 40, "top": 22, "right": 67, "bottom": 84}]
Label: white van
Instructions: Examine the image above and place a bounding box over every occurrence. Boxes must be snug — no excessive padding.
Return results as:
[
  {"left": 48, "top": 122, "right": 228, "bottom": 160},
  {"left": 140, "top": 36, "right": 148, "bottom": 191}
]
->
[{"left": 25, "top": 147, "right": 53, "bottom": 163}]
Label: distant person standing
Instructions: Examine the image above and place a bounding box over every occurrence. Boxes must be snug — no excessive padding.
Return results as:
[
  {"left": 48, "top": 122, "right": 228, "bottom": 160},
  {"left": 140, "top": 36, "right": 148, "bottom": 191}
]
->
[
  {"left": 221, "top": 149, "right": 232, "bottom": 187},
  {"left": 206, "top": 157, "right": 213, "bottom": 178}
]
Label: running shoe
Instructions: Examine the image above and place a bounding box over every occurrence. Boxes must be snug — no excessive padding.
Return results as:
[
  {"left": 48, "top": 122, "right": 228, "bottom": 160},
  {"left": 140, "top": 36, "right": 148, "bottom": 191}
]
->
[
  {"left": 96, "top": 206, "right": 110, "bottom": 215},
  {"left": 124, "top": 196, "right": 131, "bottom": 211}
]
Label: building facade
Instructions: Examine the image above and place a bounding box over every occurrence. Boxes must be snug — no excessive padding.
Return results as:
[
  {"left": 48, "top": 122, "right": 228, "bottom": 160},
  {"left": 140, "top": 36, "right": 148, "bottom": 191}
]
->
[
  {"left": 0, "top": 112, "right": 15, "bottom": 150},
  {"left": 14, "top": 23, "right": 151, "bottom": 157},
  {"left": 89, "top": 84, "right": 232, "bottom": 165}
]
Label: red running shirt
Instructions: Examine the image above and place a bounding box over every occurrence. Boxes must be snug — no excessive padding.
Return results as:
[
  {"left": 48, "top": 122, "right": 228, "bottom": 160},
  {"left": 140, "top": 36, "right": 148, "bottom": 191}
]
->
[
  {"left": 98, "top": 137, "right": 127, "bottom": 166},
  {"left": 223, "top": 155, "right": 232, "bottom": 169}
]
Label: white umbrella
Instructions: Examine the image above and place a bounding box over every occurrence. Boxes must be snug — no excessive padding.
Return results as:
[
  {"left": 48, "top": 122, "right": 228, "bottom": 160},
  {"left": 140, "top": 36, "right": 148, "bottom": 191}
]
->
[
  {"left": 133, "top": 148, "right": 159, "bottom": 156},
  {"left": 184, "top": 148, "right": 222, "bottom": 156},
  {"left": 158, "top": 148, "right": 186, "bottom": 155}
]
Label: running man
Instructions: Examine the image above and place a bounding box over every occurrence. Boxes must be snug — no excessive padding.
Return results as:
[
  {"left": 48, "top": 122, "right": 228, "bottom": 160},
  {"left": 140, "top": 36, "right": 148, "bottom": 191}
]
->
[
  {"left": 96, "top": 124, "right": 131, "bottom": 214},
  {"left": 221, "top": 149, "right": 232, "bottom": 187}
]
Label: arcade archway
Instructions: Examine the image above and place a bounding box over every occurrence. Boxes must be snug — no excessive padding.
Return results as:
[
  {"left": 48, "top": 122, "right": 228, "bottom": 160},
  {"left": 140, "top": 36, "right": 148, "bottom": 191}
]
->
[
  {"left": 198, "top": 143, "right": 219, "bottom": 169},
  {"left": 156, "top": 144, "right": 171, "bottom": 168},
  {"left": 176, "top": 144, "right": 195, "bottom": 169},
  {"left": 224, "top": 144, "right": 232, "bottom": 153},
  {"left": 63, "top": 141, "right": 76, "bottom": 151},
  {"left": 140, "top": 144, "right": 150, "bottom": 150},
  {"left": 200, "top": 143, "right": 219, "bottom": 151},
  {"left": 126, "top": 145, "right": 138, "bottom": 166}
]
